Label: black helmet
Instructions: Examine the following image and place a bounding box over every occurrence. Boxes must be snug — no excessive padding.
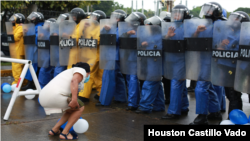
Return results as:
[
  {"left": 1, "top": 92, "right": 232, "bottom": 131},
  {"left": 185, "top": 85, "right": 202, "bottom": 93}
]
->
[
  {"left": 90, "top": 10, "right": 106, "bottom": 22},
  {"left": 27, "top": 12, "right": 44, "bottom": 24},
  {"left": 144, "top": 16, "right": 163, "bottom": 26},
  {"left": 56, "top": 13, "right": 70, "bottom": 24},
  {"left": 229, "top": 11, "right": 250, "bottom": 23},
  {"left": 160, "top": 11, "right": 171, "bottom": 22},
  {"left": 199, "top": 2, "right": 223, "bottom": 21},
  {"left": 111, "top": 9, "right": 127, "bottom": 21},
  {"left": 125, "top": 12, "right": 146, "bottom": 25},
  {"left": 70, "top": 7, "right": 87, "bottom": 24},
  {"left": 171, "top": 4, "right": 191, "bottom": 22},
  {"left": 9, "top": 13, "right": 25, "bottom": 24}
]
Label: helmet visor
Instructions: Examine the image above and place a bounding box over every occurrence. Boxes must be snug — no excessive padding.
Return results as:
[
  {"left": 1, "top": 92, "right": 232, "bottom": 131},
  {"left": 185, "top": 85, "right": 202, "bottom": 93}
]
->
[
  {"left": 171, "top": 9, "right": 185, "bottom": 22},
  {"left": 110, "top": 12, "right": 126, "bottom": 21},
  {"left": 228, "top": 13, "right": 244, "bottom": 23},
  {"left": 56, "top": 14, "right": 68, "bottom": 24},
  {"left": 144, "top": 16, "right": 162, "bottom": 25},
  {"left": 27, "top": 12, "right": 41, "bottom": 22},
  {"left": 160, "top": 11, "right": 171, "bottom": 20},
  {"left": 199, "top": 3, "right": 217, "bottom": 18},
  {"left": 90, "top": 12, "right": 101, "bottom": 22},
  {"left": 125, "top": 12, "right": 140, "bottom": 23}
]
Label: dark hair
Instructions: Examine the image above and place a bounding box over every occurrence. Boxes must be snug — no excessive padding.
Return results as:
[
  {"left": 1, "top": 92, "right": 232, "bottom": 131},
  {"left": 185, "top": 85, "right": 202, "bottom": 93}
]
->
[{"left": 72, "top": 62, "right": 90, "bottom": 73}]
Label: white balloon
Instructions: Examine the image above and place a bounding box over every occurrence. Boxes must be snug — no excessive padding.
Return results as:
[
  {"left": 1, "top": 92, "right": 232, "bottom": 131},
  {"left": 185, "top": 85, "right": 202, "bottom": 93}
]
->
[
  {"left": 11, "top": 84, "right": 17, "bottom": 91},
  {"left": 73, "top": 119, "right": 89, "bottom": 134},
  {"left": 24, "top": 89, "right": 35, "bottom": 100},
  {"left": 220, "top": 120, "right": 235, "bottom": 125},
  {"left": 244, "top": 123, "right": 250, "bottom": 125}
]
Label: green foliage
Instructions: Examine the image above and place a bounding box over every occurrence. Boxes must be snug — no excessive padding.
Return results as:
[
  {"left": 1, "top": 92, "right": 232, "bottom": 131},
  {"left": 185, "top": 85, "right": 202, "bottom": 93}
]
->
[
  {"left": 189, "top": 6, "right": 202, "bottom": 18},
  {"left": 92, "top": 1, "right": 115, "bottom": 17}
]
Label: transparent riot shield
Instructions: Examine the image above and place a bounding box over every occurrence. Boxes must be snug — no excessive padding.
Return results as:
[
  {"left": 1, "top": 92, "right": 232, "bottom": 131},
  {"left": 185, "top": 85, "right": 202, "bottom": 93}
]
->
[
  {"left": 38, "top": 26, "right": 50, "bottom": 68},
  {"left": 162, "top": 22, "right": 186, "bottom": 80},
  {"left": 137, "top": 25, "right": 162, "bottom": 81},
  {"left": 78, "top": 19, "right": 99, "bottom": 67},
  {"left": 211, "top": 21, "right": 241, "bottom": 87},
  {"left": 50, "top": 23, "right": 60, "bottom": 67},
  {"left": 234, "top": 22, "right": 250, "bottom": 93},
  {"left": 119, "top": 21, "right": 139, "bottom": 75},
  {"left": 99, "top": 19, "right": 117, "bottom": 70},
  {"left": 59, "top": 21, "right": 77, "bottom": 66},
  {"left": 5, "top": 22, "right": 16, "bottom": 58},
  {"left": 184, "top": 19, "right": 213, "bottom": 81},
  {"left": 22, "top": 23, "right": 37, "bottom": 63}
]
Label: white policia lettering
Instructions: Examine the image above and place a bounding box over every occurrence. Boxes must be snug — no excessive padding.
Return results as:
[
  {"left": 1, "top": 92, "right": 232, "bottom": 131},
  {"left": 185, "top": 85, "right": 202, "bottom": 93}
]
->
[
  {"left": 38, "top": 42, "right": 45, "bottom": 47},
  {"left": 2, "top": 43, "right": 9, "bottom": 46},
  {"left": 60, "top": 39, "right": 75, "bottom": 47},
  {"left": 138, "top": 51, "right": 161, "bottom": 57},
  {"left": 241, "top": 49, "right": 250, "bottom": 58},
  {"left": 78, "top": 39, "right": 96, "bottom": 47},
  {"left": 212, "top": 51, "right": 238, "bottom": 58},
  {"left": 7, "top": 37, "right": 13, "bottom": 42}
]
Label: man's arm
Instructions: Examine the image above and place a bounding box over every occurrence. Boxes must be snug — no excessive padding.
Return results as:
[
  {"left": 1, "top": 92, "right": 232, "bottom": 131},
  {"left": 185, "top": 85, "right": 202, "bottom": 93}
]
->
[{"left": 69, "top": 73, "right": 83, "bottom": 109}]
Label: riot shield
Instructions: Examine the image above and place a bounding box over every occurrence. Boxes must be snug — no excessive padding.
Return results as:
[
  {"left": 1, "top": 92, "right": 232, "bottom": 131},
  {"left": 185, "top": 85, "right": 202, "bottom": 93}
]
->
[
  {"left": 38, "top": 26, "right": 50, "bottom": 68},
  {"left": 59, "top": 21, "right": 77, "bottom": 66},
  {"left": 22, "top": 23, "right": 37, "bottom": 63},
  {"left": 50, "top": 23, "right": 60, "bottom": 67},
  {"left": 5, "top": 22, "right": 16, "bottom": 58},
  {"left": 211, "top": 21, "right": 241, "bottom": 87},
  {"left": 99, "top": 19, "right": 117, "bottom": 70},
  {"left": 119, "top": 21, "right": 139, "bottom": 75},
  {"left": 137, "top": 25, "right": 162, "bottom": 81},
  {"left": 78, "top": 19, "right": 99, "bottom": 67},
  {"left": 234, "top": 22, "right": 250, "bottom": 93},
  {"left": 184, "top": 19, "right": 213, "bottom": 81},
  {"left": 162, "top": 22, "right": 186, "bottom": 80}
]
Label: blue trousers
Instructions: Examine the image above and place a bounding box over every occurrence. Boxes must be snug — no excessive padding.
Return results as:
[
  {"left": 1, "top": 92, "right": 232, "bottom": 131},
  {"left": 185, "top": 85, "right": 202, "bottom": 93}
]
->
[
  {"left": 167, "top": 79, "right": 189, "bottom": 115},
  {"left": 38, "top": 66, "right": 54, "bottom": 89},
  {"left": 25, "top": 63, "right": 38, "bottom": 81},
  {"left": 99, "top": 61, "right": 127, "bottom": 106},
  {"left": 54, "top": 66, "right": 67, "bottom": 77},
  {"left": 126, "top": 75, "right": 140, "bottom": 108},
  {"left": 138, "top": 81, "right": 165, "bottom": 112},
  {"left": 213, "top": 85, "right": 226, "bottom": 111},
  {"left": 195, "top": 81, "right": 220, "bottom": 115}
]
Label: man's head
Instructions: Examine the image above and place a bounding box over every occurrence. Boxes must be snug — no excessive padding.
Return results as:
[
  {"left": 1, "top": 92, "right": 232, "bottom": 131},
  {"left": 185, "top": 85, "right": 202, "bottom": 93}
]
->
[
  {"left": 199, "top": 2, "right": 223, "bottom": 21},
  {"left": 111, "top": 9, "right": 127, "bottom": 22},
  {"left": 70, "top": 8, "right": 87, "bottom": 24},
  {"left": 72, "top": 62, "right": 90, "bottom": 76},
  {"left": 171, "top": 4, "right": 191, "bottom": 22},
  {"left": 27, "top": 12, "right": 44, "bottom": 24},
  {"left": 9, "top": 13, "right": 25, "bottom": 26}
]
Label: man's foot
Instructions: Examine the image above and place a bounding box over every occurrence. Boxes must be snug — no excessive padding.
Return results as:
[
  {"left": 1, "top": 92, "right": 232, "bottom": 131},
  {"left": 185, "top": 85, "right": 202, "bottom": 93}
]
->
[
  {"left": 220, "top": 109, "right": 226, "bottom": 113},
  {"left": 181, "top": 109, "right": 189, "bottom": 115},
  {"left": 113, "top": 100, "right": 124, "bottom": 104},
  {"left": 187, "top": 87, "right": 194, "bottom": 92},
  {"left": 21, "top": 80, "right": 35, "bottom": 90},
  {"left": 95, "top": 102, "right": 104, "bottom": 106},
  {"left": 135, "top": 109, "right": 151, "bottom": 114},
  {"left": 161, "top": 113, "right": 180, "bottom": 119},
  {"left": 189, "top": 114, "right": 208, "bottom": 125},
  {"left": 126, "top": 106, "right": 137, "bottom": 111},
  {"left": 60, "top": 132, "right": 78, "bottom": 140},
  {"left": 94, "top": 94, "right": 100, "bottom": 100},
  {"left": 78, "top": 97, "right": 89, "bottom": 102},
  {"left": 207, "top": 112, "right": 222, "bottom": 120}
]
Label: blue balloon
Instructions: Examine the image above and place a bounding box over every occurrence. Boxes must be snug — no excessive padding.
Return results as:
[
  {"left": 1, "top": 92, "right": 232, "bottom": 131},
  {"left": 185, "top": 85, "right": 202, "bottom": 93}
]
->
[
  {"left": 229, "top": 109, "right": 248, "bottom": 125},
  {"left": 1, "top": 83, "right": 9, "bottom": 90},
  {"left": 3, "top": 84, "right": 12, "bottom": 93},
  {"left": 38, "top": 98, "right": 40, "bottom": 104},
  {"left": 57, "top": 117, "right": 83, "bottom": 132},
  {"left": 249, "top": 115, "right": 250, "bottom": 123}
]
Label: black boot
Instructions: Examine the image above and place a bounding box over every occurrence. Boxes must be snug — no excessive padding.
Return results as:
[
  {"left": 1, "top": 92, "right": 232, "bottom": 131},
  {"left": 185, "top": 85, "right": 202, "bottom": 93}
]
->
[
  {"left": 207, "top": 112, "right": 222, "bottom": 120},
  {"left": 94, "top": 94, "right": 100, "bottom": 100},
  {"left": 21, "top": 80, "right": 35, "bottom": 90},
  {"left": 95, "top": 102, "right": 104, "bottom": 106},
  {"left": 78, "top": 97, "right": 90, "bottom": 102},
  {"left": 126, "top": 106, "right": 137, "bottom": 111},
  {"left": 161, "top": 113, "right": 180, "bottom": 119},
  {"left": 189, "top": 114, "right": 208, "bottom": 125}
]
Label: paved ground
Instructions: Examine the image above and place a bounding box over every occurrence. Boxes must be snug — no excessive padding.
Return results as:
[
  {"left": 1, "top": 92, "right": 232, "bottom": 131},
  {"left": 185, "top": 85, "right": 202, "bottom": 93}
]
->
[{"left": 1, "top": 76, "right": 250, "bottom": 141}]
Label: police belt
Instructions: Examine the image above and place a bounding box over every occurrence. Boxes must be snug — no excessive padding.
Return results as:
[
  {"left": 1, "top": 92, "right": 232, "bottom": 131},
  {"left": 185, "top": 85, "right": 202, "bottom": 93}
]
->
[
  {"left": 185, "top": 38, "right": 212, "bottom": 51},
  {"left": 119, "top": 37, "right": 137, "bottom": 49},
  {"left": 162, "top": 39, "right": 185, "bottom": 53}
]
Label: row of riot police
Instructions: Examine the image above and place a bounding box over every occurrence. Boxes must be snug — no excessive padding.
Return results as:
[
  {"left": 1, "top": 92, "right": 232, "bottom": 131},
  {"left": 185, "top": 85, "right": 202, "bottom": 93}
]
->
[{"left": 6, "top": 3, "right": 250, "bottom": 125}]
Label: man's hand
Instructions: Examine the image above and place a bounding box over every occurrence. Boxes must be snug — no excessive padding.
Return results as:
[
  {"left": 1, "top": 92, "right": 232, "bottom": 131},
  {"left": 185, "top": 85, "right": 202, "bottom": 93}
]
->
[
  {"left": 127, "top": 30, "right": 136, "bottom": 35},
  {"left": 196, "top": 25, "right": 206, "bottom": 33},
  {"left": 52, "top": 33, "right": 58, "bottom": 36},
  {"left": 38, "top": 33, "right": 44, "bottom": 38},
  {"left": 221, "top": 39, "right": 230, "bottom": 47},
  {"left": 68, "top": 99, "right": 80, "bottom": 110},
  {"left": 141, "top": 41, "right": 148, "bottom": 46},
  {"left": 104, "top": 25, "right": 111, "bottom": 31},
  {"left": 166, "top": 26, "right": 176, "bottom": 38},
  {"left": 23, "top": 28, "right": 28, "bottom": 33}
]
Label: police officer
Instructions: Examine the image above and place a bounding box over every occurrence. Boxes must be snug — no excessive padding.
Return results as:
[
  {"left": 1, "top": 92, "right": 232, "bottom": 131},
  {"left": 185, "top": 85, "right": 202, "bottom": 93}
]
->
[{"left": 22, "top": 12, "right": 44, "bottom": 90}]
